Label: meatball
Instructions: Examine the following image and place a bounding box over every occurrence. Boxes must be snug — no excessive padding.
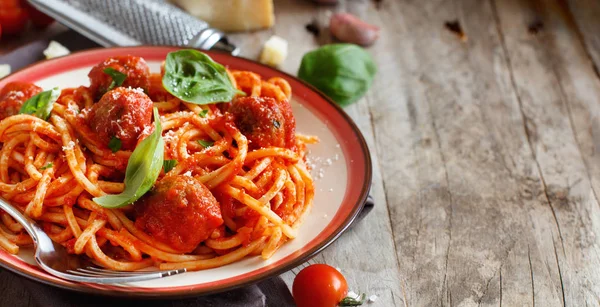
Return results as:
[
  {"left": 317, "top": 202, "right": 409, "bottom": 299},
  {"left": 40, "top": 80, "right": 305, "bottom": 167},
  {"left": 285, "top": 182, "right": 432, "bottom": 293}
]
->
[
  {"left": 88, "top": 55, "right": 150, "bottom": 99},
  {"left": 134, "top": 175, "right": 224, "bottom": 253},
  {"left": 89, "top": 87, "right": 153, "bottom": 151},
  {"left": 0, "top": 82, "right": 42, "bottom": 120},
  {"left": 229, "top": 96, "right": 296, "bottom": 150}
]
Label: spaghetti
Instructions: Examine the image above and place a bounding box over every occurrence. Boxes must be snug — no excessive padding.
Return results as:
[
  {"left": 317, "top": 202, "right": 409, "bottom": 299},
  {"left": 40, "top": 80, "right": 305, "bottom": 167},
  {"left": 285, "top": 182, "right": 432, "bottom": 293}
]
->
[{"left": 0, "top": 54, "right": 317, "bottom": 272}]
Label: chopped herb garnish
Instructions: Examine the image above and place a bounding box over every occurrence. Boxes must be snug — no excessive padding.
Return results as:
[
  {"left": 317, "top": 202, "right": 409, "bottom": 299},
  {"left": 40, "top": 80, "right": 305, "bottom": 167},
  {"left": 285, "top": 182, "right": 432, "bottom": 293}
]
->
[
  {"left": 339, "top": 293, "right": 366, "bottom": 306},
  {"left": 108, "top": 136, "right": 122, "bottom": 153},
  {"left": 39, "top": 163, "right": 53, "bottom": 170},
  {"left": 273, "top": 120, "right": 281, "bottom": 129},
  {"left": 197, "top": 139, "right": 214, "bottom": 148},
  {"left": 103, "top": 67, "right": 127, "bottom": 91},
  {"left": 199, "top": 109, "right": 209, "bottom": 118},
  {"left": 163, "top": 159, "right": 177, "bottom": 173}
]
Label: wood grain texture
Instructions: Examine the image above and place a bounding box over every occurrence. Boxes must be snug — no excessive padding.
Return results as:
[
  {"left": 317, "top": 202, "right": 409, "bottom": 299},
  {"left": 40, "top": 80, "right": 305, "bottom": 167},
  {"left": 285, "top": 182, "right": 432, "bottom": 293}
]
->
[{"left": 3, "top": 0, "right": 600, "bottom": 306}]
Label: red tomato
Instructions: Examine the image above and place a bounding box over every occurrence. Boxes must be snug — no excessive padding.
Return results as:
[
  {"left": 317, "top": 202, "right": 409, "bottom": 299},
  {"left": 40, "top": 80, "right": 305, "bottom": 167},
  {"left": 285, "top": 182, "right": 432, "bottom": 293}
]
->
[
  {"left": 1, "top": 0, "right": 22, "bottom": 8},
  {"left": 23, "top": 3, "right": 54, "bottom": 28},
  {"left": 0, "top": 6, "right": 28, "bottom": 35},
  {"left": 292, "top": 264, "right": 348, "bottom": 307}
]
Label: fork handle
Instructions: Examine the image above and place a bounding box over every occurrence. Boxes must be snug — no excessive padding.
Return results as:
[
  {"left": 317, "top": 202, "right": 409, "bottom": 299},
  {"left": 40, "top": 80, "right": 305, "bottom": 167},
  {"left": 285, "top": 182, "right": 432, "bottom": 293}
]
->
[{"left": 0, "top": 197, "right": 42, "bottom": 246}]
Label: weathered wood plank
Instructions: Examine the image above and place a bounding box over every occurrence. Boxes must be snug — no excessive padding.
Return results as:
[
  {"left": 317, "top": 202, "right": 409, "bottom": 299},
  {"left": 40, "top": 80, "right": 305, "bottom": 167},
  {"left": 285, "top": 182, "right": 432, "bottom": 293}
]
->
[
  {"left": 358, "top": 0, "right": 600, "bottom": 305},
  {"left": 494, "top": 0, "right": 600, "bottom": 304}
]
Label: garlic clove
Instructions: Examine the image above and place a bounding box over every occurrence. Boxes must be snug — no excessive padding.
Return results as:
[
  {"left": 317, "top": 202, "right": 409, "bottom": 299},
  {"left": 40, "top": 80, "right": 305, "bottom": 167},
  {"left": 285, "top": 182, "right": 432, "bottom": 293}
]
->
[{"left": 329, "top": 13, "right": 380, "bottom": 46}]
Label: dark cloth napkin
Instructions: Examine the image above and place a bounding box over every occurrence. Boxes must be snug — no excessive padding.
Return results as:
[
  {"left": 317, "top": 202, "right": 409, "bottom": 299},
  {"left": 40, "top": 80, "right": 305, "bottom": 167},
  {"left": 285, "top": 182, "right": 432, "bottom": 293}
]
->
[{"left": 0, "top": 31, "right": 375, "bottom": 306}]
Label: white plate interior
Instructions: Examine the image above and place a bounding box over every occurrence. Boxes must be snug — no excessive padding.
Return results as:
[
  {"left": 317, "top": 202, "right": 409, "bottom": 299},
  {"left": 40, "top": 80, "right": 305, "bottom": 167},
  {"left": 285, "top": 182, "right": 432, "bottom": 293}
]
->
[{"left": 14, "top": 62, "right": 348, "bottom": 288}]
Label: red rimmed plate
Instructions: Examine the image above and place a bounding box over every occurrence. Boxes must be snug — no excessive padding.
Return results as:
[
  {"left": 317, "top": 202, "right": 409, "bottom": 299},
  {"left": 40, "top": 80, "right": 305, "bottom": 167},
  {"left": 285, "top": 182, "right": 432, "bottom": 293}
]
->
[{"left": 0, "top": 46, "right": 371, "bottom": 297}]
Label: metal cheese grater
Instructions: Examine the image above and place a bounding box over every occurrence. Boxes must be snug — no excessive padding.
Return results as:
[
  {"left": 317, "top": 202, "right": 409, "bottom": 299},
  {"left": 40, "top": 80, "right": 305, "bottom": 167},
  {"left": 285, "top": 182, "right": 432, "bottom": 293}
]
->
[{"left": 27, "top": 0, "right": 239, "bottom": 55}]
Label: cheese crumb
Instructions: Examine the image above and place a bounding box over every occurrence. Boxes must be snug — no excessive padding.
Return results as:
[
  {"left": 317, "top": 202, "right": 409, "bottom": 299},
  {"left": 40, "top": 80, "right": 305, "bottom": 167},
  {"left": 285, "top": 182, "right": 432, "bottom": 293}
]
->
[
  {"left": 183, "top": 171, "right": 193, "bottom": 177},
  {"left": 0, "top": 64, "right": 11, "bottom": 78},
  {"left": 43, "top": 41, "right": 71, "bottom": 59},
  {"left": 62, "top": 141, "right": 75, "bottom": 151},
  {"left": 368, "top": 295, "right": 378, "bottom": 302},
  {"left": 259, "top": 35, "right": 288, "bottom": 67}
]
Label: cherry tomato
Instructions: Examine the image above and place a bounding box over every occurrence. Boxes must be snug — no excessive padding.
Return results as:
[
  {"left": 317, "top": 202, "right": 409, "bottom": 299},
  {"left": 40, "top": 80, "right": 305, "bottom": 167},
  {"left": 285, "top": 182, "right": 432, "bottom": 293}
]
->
[
  {"left": 23, "top": 3, "right": 54, "bottom": 28},
  {"left": 0, "top": 5, "right": 28, "bottom": 36},
  {"left": 292, "top": 264, "right": 348, "bottom": 307}
]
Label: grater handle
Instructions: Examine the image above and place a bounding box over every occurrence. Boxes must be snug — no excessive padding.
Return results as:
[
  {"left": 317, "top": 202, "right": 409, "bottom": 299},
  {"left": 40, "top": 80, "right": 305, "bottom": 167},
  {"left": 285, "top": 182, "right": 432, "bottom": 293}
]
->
[{"left": 187, "top": 29, "right": 240, "bottom": 56}]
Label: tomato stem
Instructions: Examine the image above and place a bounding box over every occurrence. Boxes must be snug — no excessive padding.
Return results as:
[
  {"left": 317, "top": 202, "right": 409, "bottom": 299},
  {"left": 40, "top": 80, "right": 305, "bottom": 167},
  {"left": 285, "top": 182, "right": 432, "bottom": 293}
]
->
[{"left": 339, "top": 293, "right": 366, "bottom": 306}]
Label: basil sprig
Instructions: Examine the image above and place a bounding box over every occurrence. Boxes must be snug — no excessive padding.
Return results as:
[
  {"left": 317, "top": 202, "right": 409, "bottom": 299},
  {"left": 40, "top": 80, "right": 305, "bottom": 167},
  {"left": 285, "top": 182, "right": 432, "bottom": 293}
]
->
[
  {"left": 162, "top": 49, "right": 243, "bottom": 105},
  {"left": 19, "top": 87, "right": 60, "bottom": 120},
  {"left": 93, "top": 108, "right": 164, "bottom": 208},
  {"left": 103, "top": 67, "right": 127, "bottom": 91},
  {"left": 298, "top": 44, "right": 376, "bottom": 106}
]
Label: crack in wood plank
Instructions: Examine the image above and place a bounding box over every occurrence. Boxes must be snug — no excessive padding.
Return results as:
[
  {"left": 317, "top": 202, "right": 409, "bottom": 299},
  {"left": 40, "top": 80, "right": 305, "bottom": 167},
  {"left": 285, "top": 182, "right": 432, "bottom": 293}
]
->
[
  {"left": 553, "top": 239, "right": 567, "bottom": 306},
  {"left": 528, "top": 245, "right": 536, "bottom": 307},
  {"left": 424, "top": 93, "right": 454, "bottom": 307},
  {"left": 500, "top": 268, "right": 503, "bottom": 307},
  {"left": 365, "top": 97, "right": 407, "bottom": 306}
]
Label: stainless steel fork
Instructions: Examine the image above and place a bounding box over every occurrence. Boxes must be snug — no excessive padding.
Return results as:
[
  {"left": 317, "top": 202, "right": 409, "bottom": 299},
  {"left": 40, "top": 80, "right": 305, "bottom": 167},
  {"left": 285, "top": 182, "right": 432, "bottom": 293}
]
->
[{"left": 0, "top": 197, "right": 186, "bottom": 284}]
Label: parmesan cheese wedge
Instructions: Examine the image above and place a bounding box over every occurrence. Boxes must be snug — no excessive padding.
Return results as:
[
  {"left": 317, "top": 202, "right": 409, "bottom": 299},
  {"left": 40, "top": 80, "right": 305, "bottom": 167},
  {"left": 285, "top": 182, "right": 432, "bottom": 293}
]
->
[
  {"left": 260, "top": 36, "right": 288, "bottom": 67},
  {"left": 170, "top": 0, "right": 274, "bottom": 32}
]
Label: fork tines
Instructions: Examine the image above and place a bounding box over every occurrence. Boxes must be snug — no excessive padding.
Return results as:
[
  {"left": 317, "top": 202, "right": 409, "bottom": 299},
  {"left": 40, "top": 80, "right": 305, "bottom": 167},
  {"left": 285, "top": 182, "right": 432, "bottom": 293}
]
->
[{"left": 66, "top": 267, "right": 187, "bottom": 278}]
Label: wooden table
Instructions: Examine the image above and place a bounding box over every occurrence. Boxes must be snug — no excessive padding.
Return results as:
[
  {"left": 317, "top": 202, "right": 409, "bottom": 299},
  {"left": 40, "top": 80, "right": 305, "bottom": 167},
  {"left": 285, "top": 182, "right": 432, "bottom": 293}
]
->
[{"left": 2, "top": 0, "right": 600, "bottom": 305}]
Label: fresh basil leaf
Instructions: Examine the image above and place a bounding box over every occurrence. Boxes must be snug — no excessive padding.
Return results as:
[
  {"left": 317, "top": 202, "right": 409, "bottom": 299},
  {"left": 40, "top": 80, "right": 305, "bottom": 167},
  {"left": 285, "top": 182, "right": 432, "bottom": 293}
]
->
[
  {"left": 108, "top": 136, "right": 122, "bottom": 153},
  {"left": 103, "top": 67, "right": 127, "bottom": 91},
  {"left": 298, "top": 44, "right": 376, "bottom": 106},
  {"left": 19, "top": 87, "right": 60, "bottom": 120},
  {"left": 93, "top": 108, "right": 164, "bottom": 209},
  {"left": 162, "top": 49, "right": 243, "bottom": 105},
  {"left": 199, "top": 109, "right": 209, "bottom": 118},
  {"left": 39, "top": 163, "right": 53, "bottom": 170},
  {"left": 273, "top": 120, "right": 281, "bottom": 129},
  {"left": 163, "top": 159, "right": 177, "bottom": 173},
  {"left": 197, "top": 139, "right": 214, "bottom": 148}
]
